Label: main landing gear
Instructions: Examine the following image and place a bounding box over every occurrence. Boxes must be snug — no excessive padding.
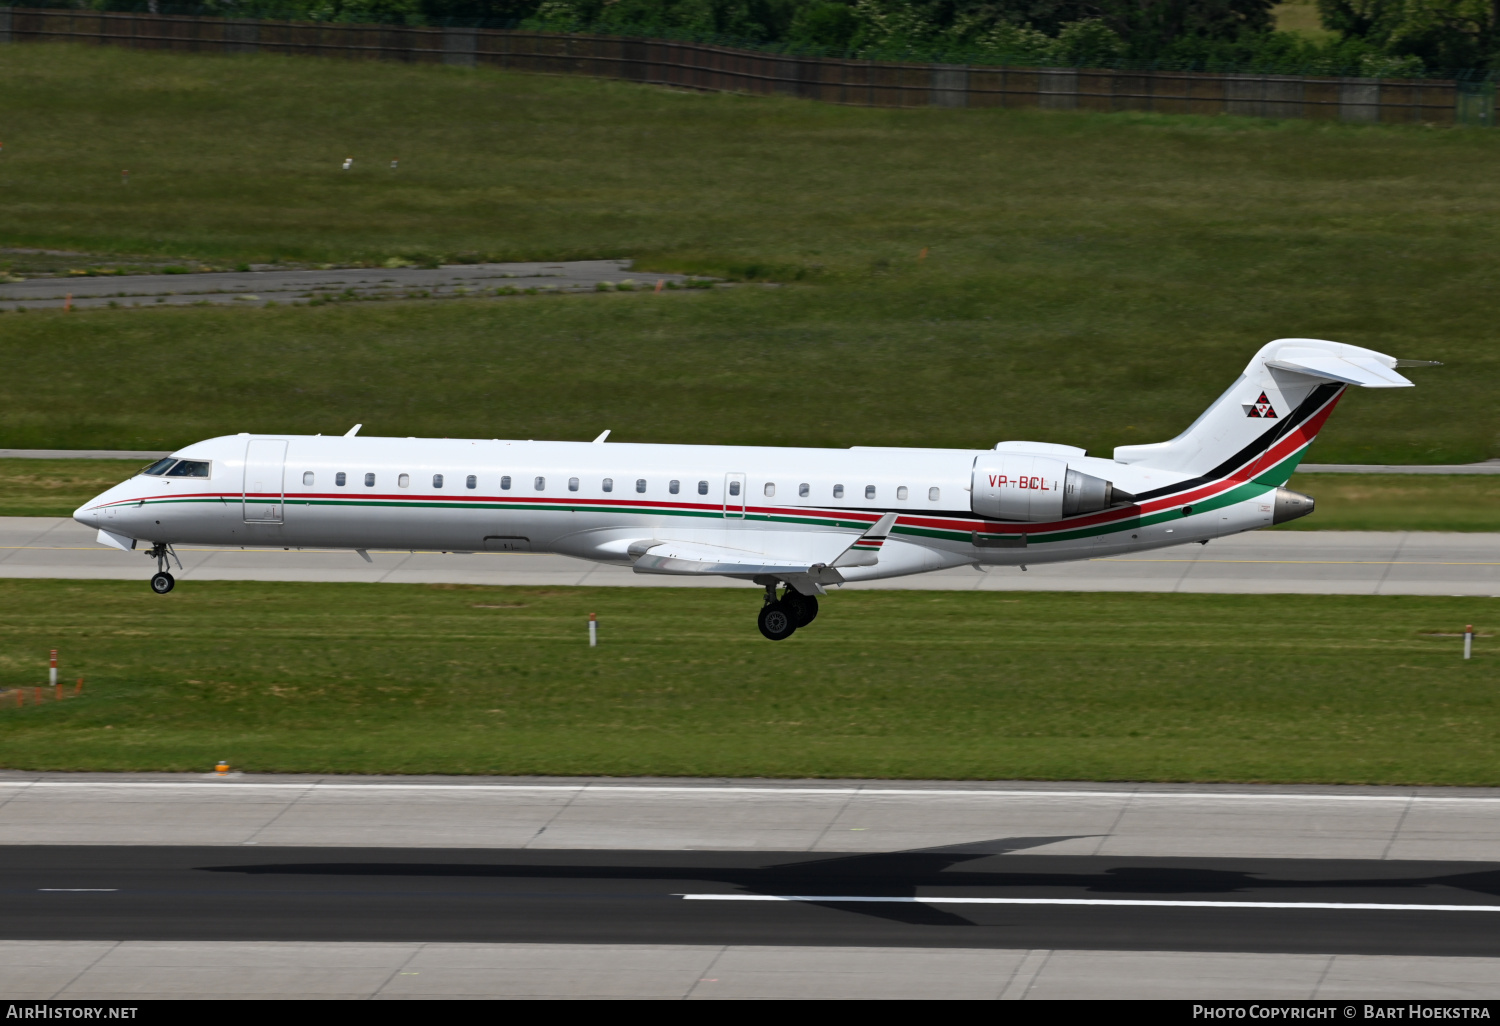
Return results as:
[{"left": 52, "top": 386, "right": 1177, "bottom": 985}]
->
[
  {"left": 757, "top": 582, "right": 818, "bottom": 641},
  {"left": 146, "top": 542, "right": 182, "bottom": 595}
]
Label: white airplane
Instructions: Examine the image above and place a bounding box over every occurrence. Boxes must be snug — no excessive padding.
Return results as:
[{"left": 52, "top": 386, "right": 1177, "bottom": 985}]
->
[{"left": 75, "top": 338, "right": 1423, "bottom": 640}]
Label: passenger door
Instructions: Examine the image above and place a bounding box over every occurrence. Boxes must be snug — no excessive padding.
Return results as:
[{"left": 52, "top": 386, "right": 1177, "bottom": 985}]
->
[
  {"left": 723, "top": 472, "right": 746, "bottom": 519},
  {"left": 242, "top": 439, "right": 287, "bottom": 524}
]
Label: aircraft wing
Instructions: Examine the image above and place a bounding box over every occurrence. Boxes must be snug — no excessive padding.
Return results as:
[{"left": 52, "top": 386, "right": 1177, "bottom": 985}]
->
[{"left": 632, "top": 513, "right": 899, "bottom": 582}]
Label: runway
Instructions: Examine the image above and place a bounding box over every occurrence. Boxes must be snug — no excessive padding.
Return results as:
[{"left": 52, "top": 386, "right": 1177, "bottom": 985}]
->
[
  {"left": 2, "top": 777, "right": 1498, "bottom": 998},
  {"left": 6, "top": 845, "right": 1500, "bottom": 956},
  {"left": 3, "top": 517, "right": 1498, "bottom": 595}
]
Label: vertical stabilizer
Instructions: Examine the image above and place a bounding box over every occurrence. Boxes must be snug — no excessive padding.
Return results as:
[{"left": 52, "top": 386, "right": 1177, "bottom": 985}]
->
[{"left": 1112, "top": 339, "right": 1411, "bottom": 486}]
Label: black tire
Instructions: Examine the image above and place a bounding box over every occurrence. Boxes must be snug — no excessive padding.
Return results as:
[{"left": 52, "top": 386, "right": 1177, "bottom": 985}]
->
[
  {"left": 150, "top": 571, "right": 175, "bottom": 595},
  {"left": 757, "top": 602, "right": 797, "bottom": 641},
  {"left": 782, "top": 591, "right": 818, "bottom": 628}
]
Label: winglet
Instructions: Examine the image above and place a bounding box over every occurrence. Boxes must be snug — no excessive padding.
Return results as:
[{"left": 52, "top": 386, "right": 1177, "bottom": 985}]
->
[
  {"left": 830, "top": 512, "right": 898, "bottom": 568},
  {"left": 344, "top": 424, "right": 362, "bottom": 437},
  {"left": 592, "top": 429, "right": 611, "bottom": 443}
]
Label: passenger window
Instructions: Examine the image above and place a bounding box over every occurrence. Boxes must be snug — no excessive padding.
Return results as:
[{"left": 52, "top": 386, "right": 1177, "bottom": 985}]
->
[
  {"left": 535, "top": 476, "right": 545, "bottom": 491},
  {"left": 433, "top": 474, "right": 444, "bottom": 489},
  {"left": 865, "top": 485, "right": 876, "bottom": 499},
  {"left": 303, "top": 472, "right": 315, "bottom": 486},
  {"left": 568, "top": 477, "right": 579, "bottom": 492},
  {"left": 398, "top": 474, "right": 410, "bottom": 488},
  {"left": 833, "top": 484, "right": 844, "bottom": 499},
  {"left": 603, "top": 478, "right": 613, "bottom": 493},
  {"left": 635, "top": 478, "right": 647, "bottom": 493},
  {"left": 336, "top": 472, "right": 347, "bottom": 487},
  {"left": 165, "top": 459, "right": 211, "bottom": 478},
  {"left": 929, "top": 486, "right": 940, "bottom": 501},
  {"left": 141, "top": 458, "right": 176, "bottom": 477},
  {"left": 497, "top": 476, "right": 507, "bottom": 490},
  {"left": 897, "top": 486, "right": 908, "bottom": 501},
  {"left": 669, "top": 480, "right": 680, "bottom": 494},
  {"left": 764, "top": 482, "right": 775, "bottom": 498},
  {"left": 697, "top": 480, "right": 708, "bottom": 495},
  {"left": 364, "top": 473, "right": 375, "bottom": 487},
  {"left": 798, "top": 483, "right": 809, "bottom": 498},
  {"left": 468, "top": 475, "right": 479, "bottom": 490},
  {"left": 729, "top": 481, "right": 741, "bottom": 497}
]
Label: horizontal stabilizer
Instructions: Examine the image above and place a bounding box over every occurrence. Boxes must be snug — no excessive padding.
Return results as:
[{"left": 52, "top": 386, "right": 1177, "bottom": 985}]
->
[{"left": 1265, "top": 350, "right": 1412, "bottom": 388}]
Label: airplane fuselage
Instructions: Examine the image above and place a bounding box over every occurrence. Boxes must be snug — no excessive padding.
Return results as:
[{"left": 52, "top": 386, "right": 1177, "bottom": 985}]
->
[
  {"left": 79, "top": 337, "right": 1422, "bottom": 638},
  {"left": 76, "top": 432, "right": 1285, "bottom": 583}
]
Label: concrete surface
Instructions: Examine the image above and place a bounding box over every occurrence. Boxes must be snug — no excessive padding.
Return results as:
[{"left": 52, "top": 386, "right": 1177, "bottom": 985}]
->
[
  {"left": 1, "top": 776, "right": 1496, "bottom": 861},
  {"left": 1300, "top": 462, "right": 1500, "bottom": 474},
  {"left": 3, "top": 941, "right": 1496, "bottom": 999},
  {"left": 3, "top": 517, "right": 1497, "bottom": 594}
]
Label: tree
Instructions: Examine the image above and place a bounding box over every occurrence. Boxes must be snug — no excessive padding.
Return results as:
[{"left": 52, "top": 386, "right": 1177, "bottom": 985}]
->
[{"left": 1316, "top": 0, "right": 1497, "bottom": 68}]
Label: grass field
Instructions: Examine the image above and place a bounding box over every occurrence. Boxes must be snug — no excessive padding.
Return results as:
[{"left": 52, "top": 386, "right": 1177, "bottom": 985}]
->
[
  {"left": 0, "top": 44, "right": 1497, "bottom": 463},
  {"left": 2, "top": 459, "right": 1493, "bottom": 530},
  {"left": 0, "top": 580, "right": 1492, "bottom": 783}
]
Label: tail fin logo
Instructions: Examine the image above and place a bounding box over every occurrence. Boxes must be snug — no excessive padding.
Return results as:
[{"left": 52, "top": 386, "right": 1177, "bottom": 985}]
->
[{"left": 1244, "top": 392, "right": 1278, "bottom": 419}]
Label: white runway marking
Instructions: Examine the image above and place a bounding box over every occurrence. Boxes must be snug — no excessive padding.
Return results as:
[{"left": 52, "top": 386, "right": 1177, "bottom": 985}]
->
[
  {"left": 37, "top": 888, "right": 117, "bottom": 892},
  {"left": 678, "top": 895, "right": 1500, "bottom": 912},
  {"left": 2, "top": 781, "right": 1497, "bottom": 803}
]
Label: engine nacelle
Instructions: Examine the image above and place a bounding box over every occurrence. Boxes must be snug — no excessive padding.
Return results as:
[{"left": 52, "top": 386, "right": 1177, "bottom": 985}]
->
[{"left": 971, "top": 455, "right": 1130, "bottom": 522}]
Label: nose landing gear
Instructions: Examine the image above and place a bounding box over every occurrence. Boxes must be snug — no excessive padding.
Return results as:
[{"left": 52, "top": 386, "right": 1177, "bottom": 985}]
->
[
  {"left": 756, "top": 582, "right": 819, "bottom": 641},
  {"left": 145, "top": 542, "right": 182, "bottom": 595}
]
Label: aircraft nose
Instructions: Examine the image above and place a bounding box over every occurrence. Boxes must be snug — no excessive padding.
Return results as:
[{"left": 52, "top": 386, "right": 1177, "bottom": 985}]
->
[
  {"left": 73, "top": 495, "right": 105, "bottom": 528},
  {"left": 74, "top": 481, "right": 134, "bottom": 529}
]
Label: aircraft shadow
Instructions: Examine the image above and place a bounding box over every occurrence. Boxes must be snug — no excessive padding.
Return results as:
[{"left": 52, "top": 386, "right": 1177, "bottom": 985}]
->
[{"left": 199, "top": 835, "right": 1500, "bottom": 928}]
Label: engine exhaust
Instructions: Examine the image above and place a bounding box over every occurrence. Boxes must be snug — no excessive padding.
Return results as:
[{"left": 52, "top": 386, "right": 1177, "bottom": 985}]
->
[{"left": 1272, "top": 487, "right": 1315, "bottom": 524}]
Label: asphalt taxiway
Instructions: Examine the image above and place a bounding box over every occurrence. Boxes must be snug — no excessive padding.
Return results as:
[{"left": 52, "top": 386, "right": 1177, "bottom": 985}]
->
[
  {"left": 0, "top": 260, "right": 696, "bottom": 311},
  {"left": 3, "top": 517, "right": 1498, "bottom": 594}
]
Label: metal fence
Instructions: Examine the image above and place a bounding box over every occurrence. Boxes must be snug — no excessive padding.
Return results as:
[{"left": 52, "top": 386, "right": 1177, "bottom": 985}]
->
[{"left": 0, "top": 6, "right": 1488, "bottom": 126}]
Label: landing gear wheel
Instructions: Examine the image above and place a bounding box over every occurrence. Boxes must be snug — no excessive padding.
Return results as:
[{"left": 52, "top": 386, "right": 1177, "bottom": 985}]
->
[
  {"left": 781, "top": 591, "right": 818, "bottom": 628},
  {"left": 150, "top": 571, "right": 175, "bottom": 595},
  {"left": 757, "top": 602, "right": 796, "bottom": 641}
]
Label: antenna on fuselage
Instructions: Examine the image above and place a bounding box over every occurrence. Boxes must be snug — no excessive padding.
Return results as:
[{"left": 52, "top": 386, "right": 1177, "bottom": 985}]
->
[
  {"left": 592, "top": 429, "right": 610, "bottom": 443},
  {"left": 344, "top": 424, "right": 362, "bottom": 437}
]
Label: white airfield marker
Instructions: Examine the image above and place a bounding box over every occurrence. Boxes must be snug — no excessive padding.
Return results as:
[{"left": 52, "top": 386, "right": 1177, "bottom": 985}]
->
[{"left": 677, "top": 894, "right": 1500, "bottom": 912}]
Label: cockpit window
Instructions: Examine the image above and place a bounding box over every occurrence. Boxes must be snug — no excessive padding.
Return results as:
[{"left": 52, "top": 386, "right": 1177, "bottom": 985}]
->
[
  {"left": 141, "top": 458, "right": 177, "bottom": 477},
  {"left": 165, "top": 460, "right": 212, "bottom": 478}
]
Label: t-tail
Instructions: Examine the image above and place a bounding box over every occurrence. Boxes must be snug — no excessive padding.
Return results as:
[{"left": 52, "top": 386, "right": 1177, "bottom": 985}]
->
[{"left": 1112, "top": 338, "right": 1425, "bottom": 522}]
